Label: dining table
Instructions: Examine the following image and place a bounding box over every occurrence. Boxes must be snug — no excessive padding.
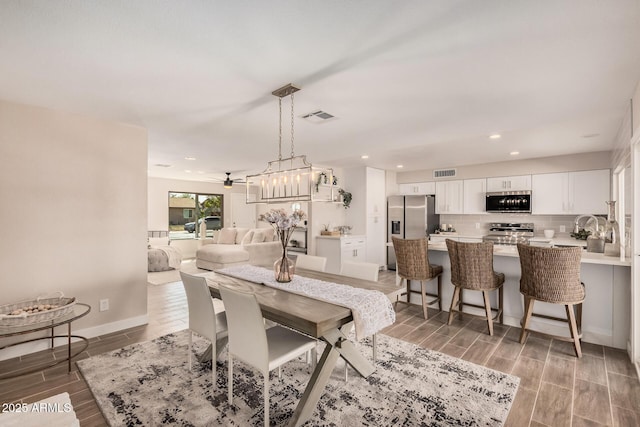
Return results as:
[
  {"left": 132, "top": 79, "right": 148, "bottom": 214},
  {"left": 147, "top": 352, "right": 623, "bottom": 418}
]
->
[{"left": 201, "top": 266, "right": 402, "bottom": 427}]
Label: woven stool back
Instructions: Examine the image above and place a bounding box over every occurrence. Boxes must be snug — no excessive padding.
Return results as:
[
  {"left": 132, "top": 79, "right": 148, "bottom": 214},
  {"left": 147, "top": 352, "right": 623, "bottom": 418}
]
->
[
  {"left": 446, "top": 239, "right": 500, "bottom": 291},
  {"left": 392, "top": 236, "right": 439, "bottom": 280},
  {"left": 517, "top": 243, "right": 584, "bottom": 304}
]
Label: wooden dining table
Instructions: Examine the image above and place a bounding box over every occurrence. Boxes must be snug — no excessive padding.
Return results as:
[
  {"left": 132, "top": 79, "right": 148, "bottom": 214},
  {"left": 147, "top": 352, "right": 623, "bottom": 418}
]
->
[{"left": 202, "top": 267, "right": 402, "bottom": 427}]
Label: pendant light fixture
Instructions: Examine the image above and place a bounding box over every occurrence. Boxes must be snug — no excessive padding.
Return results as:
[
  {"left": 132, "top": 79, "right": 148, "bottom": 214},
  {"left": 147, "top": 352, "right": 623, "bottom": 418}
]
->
[{"left": 246, "top": 83, "right": 335, "bottom": 204}]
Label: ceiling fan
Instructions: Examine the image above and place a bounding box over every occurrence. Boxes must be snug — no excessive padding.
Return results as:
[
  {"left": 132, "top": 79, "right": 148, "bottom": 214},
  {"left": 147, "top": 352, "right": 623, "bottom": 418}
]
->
[{"left": 216, "top": 172, "right": 246, "bottom": 188}]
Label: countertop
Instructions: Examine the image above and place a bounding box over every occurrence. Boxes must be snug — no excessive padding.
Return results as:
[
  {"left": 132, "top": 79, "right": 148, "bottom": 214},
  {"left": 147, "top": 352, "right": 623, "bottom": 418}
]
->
[
  {"left": 315, "top": 234, "right": 367, "bottom": 240},
  {"left": 429, "top": 233, "right": 589, "bottom": 247},
  {"left": 427, "top": 241, "right": 630, "bottom": 266}
]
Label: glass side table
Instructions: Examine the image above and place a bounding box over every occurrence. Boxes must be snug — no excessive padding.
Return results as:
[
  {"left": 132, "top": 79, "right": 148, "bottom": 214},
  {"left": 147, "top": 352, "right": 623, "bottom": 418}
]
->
[{"left": 0, "top": 303, "right": 91, "bottom": 379}]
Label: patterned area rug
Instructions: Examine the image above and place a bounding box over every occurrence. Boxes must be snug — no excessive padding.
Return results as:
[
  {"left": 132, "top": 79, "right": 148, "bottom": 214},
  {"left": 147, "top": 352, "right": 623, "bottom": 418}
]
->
[{"left": 77, "top": 330, "right": 519, "bottom": 426}]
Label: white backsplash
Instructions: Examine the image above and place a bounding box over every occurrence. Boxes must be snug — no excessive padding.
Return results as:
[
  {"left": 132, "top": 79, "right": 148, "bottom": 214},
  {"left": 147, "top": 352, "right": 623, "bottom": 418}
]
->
[{"left": 440, "top": 213, "right": 579, "bottom": 237}]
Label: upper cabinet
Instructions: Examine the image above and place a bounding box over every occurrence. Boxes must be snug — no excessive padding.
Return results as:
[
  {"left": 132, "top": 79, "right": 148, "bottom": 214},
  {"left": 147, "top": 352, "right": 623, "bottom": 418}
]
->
[
  {"left": 435, "top": 180, "right": 464, "bottom": 214},
  {"left": 463, "top": 178, "right": 487, "bottom": 214},
  {"left": 398, "top": 182, "right": 436, "bottom": 195},
  {"left": 486, "top": 175, "right": 531, "bottom": 192},
  {"left": 531, "top": 169, "right": 610, "bottom": 215}
]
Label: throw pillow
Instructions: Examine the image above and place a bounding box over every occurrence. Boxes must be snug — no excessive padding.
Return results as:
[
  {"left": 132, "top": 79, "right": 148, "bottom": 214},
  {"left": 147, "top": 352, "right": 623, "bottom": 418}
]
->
[
  {"left": 250, "top": 230, "right": 266, "bottom": 243},
  {"left": 235, "top": 228, "right": 250, "bottom": 244},
  {"left": 217, "top": 228, "right": 237, "bottom": 244},
  {"left": 240, "top": 230, "right": 254, "bottom": 245}
]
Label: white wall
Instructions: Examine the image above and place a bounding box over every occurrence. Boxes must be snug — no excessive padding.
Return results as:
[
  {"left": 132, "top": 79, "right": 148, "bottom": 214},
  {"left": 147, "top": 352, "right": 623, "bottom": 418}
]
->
[{"left": 0, "top": 100, "right": 148, "bottom": 352}]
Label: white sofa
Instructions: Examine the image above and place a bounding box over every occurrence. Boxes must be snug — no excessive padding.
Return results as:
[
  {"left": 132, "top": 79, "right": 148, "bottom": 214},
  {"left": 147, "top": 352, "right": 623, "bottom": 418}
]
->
[{"left": 196, "top": 227, "right": 282, "bottom": 270}]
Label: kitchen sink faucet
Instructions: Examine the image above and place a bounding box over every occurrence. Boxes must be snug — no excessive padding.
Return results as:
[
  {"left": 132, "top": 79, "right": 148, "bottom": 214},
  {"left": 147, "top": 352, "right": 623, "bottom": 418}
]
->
[{"left": 573, "top": 214, "right": 601, "bottom": 235}]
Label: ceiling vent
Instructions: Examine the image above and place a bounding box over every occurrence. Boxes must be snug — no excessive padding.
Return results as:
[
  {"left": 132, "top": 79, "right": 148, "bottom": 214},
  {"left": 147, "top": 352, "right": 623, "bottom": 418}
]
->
[
  {"left": 433, "top": 168, "right": 457, "bottom": 178},
  {"left": 301, "top": 110, "right": 335, "bottom": 123}
]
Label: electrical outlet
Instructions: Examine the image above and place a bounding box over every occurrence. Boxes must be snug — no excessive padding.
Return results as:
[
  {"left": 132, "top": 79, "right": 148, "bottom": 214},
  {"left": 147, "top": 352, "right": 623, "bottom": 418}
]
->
[
  {"left": 559, "top": 225, "right": 566, "bottom": 233},
  {"left": 475, "top": 223, "right": 480, "bottom": 229},
  {"left": 99, "top": 299, "right": 109, "bottom": 312}
]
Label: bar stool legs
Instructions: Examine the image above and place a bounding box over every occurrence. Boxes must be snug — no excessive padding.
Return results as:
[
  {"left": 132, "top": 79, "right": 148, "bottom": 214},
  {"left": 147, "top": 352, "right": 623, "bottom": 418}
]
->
[
  {"left": 566, "top": 304, "right": 582, "bottom": 358},
  {"left": 448, "top": 285, "right": 503, "bottom": 336},
  {"left": 482, "top": 291, "right": 493, "bottom": 336},
  {"left": 519, "top": 297, "right": 583, "bottom": 358},
  {"left": 401, "top": 275, "right": 442, "bottom": 320}
]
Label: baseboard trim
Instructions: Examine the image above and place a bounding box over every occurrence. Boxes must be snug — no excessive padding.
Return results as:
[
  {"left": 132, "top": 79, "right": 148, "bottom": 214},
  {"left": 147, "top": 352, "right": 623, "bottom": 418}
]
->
[{"left": 0, "top": 314, "right": 149, "bottom": 361}]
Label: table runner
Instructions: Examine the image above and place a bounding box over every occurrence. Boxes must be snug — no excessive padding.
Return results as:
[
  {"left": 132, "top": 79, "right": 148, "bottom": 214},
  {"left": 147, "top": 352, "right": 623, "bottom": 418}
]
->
[{"left": 215, "top": 265, "right": 395, "bottom": 340}]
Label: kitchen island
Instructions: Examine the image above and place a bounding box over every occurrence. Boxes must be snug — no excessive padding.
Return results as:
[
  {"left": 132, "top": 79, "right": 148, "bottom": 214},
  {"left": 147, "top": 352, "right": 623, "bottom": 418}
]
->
[{"left": 414, "top": 242, "right": 631, "bottom": 349}]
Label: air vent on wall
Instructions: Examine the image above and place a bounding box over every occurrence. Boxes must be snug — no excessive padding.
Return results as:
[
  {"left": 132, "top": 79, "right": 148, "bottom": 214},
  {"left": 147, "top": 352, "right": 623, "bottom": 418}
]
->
[
  {"left": 301, "top": 110, "right": 336, "bottom": 123},
  {"left": 433, "top": 168, "right": 457, "bottom": 178}
]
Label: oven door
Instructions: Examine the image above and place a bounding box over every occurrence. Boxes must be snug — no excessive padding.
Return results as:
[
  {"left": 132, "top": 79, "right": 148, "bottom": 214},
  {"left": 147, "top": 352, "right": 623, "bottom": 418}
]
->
[{"left": 485, "top": 191, "right": 531, "bottom": 213}]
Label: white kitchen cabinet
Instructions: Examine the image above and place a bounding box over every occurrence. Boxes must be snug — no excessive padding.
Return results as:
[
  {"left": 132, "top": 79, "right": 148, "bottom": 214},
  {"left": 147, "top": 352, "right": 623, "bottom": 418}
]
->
[
  {"left": 532, "top": 169, "right": 610, "bottom": 215},
  {"left": 435, "top": 180, "right": 464, "bottom": 214},
  {"left": 463, "top": 178, "right": 487, "bottom": 214},
  {"left": 316, "top": 235, "right": 367, "bottom": 274},
  {"left": 570, "top": 169, "right": 610, "bottom": 215},
  {"left": 531, "top": 172, "right": 567, "bottom": 214},
  {"left": 398, "top": 181, "right": 436, "bottom": 195},
  {"left": 486, "top": 175, "right": 531, "bottom": 192}
]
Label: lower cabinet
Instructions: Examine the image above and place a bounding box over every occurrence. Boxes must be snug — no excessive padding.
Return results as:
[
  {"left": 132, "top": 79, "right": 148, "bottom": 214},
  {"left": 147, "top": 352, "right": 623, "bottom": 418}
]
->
[{"left": 316, "top": 236, "right": 367, "bottom": 275}]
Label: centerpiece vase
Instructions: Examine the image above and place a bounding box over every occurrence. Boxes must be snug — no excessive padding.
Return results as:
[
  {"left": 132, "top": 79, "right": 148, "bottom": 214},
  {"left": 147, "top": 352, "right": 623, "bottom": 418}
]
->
[
  {"left": 274, "top": 248, "right": 295, "bottom": 282},
  {"left": 603, "top": 200, "right": 620, "bottom": 257}
]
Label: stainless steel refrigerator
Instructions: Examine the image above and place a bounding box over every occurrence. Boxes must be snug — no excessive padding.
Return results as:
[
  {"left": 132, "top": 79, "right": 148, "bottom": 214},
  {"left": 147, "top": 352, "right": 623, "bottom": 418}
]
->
[{"left": 387, "top": 195, "right": 440, "bottom": 270}]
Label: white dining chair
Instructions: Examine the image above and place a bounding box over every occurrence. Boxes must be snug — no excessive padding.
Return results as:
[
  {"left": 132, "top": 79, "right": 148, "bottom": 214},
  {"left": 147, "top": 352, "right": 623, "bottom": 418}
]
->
[
  {"left": 180, "top": 272, "right": 228, "bottom": 388},
  {"left": 219, "top": 283, "right": 317, "bottom": 426},
  {"left": 339, "top": 261, "right": 381, "bottom": 381},
  {"left": 294, "top": 254, "right": 327, "bottom": 272}
]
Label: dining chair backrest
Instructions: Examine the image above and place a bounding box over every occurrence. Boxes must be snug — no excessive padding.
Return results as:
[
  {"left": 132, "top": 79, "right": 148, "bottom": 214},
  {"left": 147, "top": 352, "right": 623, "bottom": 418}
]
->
[
  {"left": 295, "top": 254, "right": 327, "bottom": 272},
  {"left": 218, "top": 284, "right": 269, "bottom": 372},
  {"left": 180, "top": 272, "right": 217, "bottom": 341},
  {"left": 340, "top": 261, "right": 379, "bottom": 282}
]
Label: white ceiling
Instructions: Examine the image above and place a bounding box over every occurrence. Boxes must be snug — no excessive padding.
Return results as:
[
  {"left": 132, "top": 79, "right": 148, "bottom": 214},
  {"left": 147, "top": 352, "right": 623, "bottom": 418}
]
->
[{"left": 2, "top": 1, "right": 640, "bottom": 183}]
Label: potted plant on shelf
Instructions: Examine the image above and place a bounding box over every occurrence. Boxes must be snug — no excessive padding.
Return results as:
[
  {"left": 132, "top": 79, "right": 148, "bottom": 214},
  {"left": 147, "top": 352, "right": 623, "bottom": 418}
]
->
[{"left": 338, "top": 189, "right": 352, "bottom": 209}]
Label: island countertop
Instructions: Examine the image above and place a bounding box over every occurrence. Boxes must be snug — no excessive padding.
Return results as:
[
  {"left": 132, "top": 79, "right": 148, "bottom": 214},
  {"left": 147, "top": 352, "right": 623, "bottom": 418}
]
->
[{"left": 427, "top": 241, "right": 631, "bottom": 267}]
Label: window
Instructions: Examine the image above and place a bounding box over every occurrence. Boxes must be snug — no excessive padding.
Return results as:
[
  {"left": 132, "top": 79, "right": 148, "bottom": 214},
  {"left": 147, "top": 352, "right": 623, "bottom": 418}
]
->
[{"left": 168, "top": 192, "right": 223, "bottom": 240}]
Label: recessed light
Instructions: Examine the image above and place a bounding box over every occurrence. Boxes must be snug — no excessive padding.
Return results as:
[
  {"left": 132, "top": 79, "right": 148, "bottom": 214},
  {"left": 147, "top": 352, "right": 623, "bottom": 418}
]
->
[
  {"left": 185, "top": 169, "right": 192, "bottom": 173},
  {"left": 510, "top": 151, "right": 519, "bottom": 156},
  {"left": 361, "top": 155, "right": 369, "bottom": 159},
  {"left": 489, "top": 134, "right": 501, "bottom": 140},
  {"left": 397, "top": 164, "right": 404, "bottom": 168},
  {"left": 185, "top": 156, "right": 196, "bottom": 161},
  {"left": 197, "top": 171, "right": 205, "bottom": 174}
]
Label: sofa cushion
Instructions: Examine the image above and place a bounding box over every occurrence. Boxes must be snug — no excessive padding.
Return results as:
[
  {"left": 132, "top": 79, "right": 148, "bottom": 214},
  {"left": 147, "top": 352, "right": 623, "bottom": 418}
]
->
[
  {"left": 235, "top": 228, "right": 250, "bottom": 244},
  {"left": 196, "top": 245, "right": 249, "bottom": 263},
  {"left": 251, "top": 229, "right": 268, "bottom": 243},
  {"left": 218, "top": 228, "right": 237, "bottom": 244},
  {"left": 240, "top": 230, "right": 254, "bottom": 245}
]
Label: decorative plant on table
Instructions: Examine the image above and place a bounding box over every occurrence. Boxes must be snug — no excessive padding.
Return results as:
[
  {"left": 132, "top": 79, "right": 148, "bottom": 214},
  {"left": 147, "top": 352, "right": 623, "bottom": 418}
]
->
[{"left": 259, "top": 208, "right": 306, "bottom": 282}]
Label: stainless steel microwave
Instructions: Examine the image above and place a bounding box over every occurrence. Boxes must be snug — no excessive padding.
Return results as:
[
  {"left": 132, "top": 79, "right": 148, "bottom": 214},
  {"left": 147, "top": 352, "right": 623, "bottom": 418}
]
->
[{"left": 485, "top": 191, "right": 532, "bottom": 213}]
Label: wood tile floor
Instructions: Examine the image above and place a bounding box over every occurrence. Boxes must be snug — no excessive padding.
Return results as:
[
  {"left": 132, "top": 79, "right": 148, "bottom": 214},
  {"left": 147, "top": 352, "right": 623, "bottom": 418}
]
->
[{"left": 1, "top": 270, "right": 638, "bottom": 426}]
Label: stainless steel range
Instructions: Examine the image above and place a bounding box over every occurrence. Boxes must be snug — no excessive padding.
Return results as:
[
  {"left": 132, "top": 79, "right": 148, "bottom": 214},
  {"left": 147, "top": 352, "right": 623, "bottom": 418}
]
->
[{"left": 482, "top": 223, "right": 534, "bottom": 245}]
